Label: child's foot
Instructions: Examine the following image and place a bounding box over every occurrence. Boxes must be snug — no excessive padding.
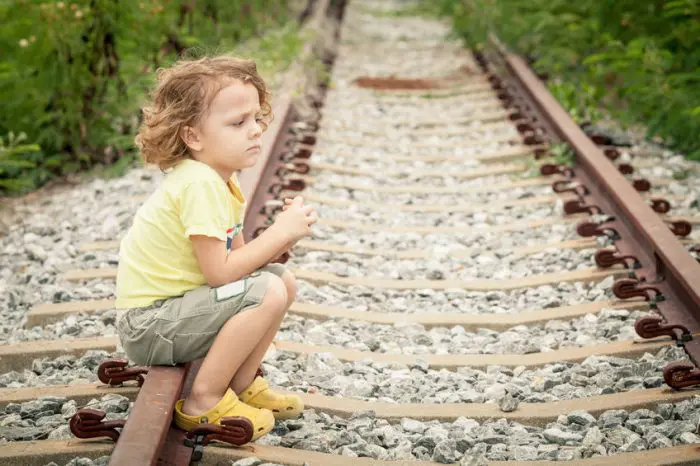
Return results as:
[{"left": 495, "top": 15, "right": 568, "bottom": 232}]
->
[
  {"left": 174, "top": 388, "right": 274, "bottom": 441},
  {"left": 239, "top": 376, "right": 303, "bottom": 420}
]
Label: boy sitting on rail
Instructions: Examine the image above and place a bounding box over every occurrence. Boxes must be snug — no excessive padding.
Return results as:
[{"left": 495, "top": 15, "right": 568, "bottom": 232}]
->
[{"left": 114, "top": 56, "right": 317, "bottom": 441}]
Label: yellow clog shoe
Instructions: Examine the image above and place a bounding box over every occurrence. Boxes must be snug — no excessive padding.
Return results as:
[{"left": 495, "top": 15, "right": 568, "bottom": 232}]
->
[
  {"left": 174, "top": 388, "right": 274, "bottom": 441},
  {"left": 239, "top": 376, "right": 303, "bottom": 420}
]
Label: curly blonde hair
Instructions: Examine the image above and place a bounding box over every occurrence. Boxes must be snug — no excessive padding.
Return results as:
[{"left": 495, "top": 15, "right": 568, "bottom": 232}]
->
[{"left": 136, "top": 55, "right": 272, "bottom": 170}]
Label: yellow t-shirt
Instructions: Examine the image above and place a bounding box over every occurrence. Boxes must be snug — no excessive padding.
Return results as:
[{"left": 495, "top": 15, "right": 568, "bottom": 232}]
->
[{"left": 115, "top": 159, "right": 246, "bottom": 309}]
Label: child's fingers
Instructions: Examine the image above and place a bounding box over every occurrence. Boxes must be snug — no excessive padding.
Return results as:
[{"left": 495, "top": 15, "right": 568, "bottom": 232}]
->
[
  {"left": 300, "top": 205, "right": 314, "bottom": 215},
  {"left": 306, "top": 212, "right": 319, "bottom": 225}
]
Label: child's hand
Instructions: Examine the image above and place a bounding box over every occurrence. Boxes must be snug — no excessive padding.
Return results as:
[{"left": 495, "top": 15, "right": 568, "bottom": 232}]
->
[{"left": 273, "top": 196, "right": 317, "bottom": 242}]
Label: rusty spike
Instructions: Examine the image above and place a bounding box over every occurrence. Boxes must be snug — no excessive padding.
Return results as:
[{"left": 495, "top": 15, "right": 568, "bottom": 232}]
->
[
  {"left": 590, "top": 134, "right": 613, "bottom": 145},
  {"left": 97, "top": 360, "right": 149, "bottom": 387},
  {"left": 534, "top": 148, "right": 549, "bottom": 159},
  {"left": 515, "top": 122, "right": 534, "bottom": 133},
  {"left": 576, "top": 221, "right": 619, "bottom": 240},
  {"left": 70, "top": 408, "right": 126, "bottom": 442},
  {"left": 663, "top": 361, "right": 700, "bottom": 390},
  {"left": 635, "top": 315, "right": 691, "bottom": 343},
  {"left": 603, "top": 148, "right": 620, "bottom": 160},
  {"left": 563, "top": 199, "right": 602, "bottom": 215},
  {"left": 632, "top": 179, "right": 652, "bottom": 192},
  {"left": 669, "top": 220, "right": 692, "bottom": 237},
  {"left": 282, "top": 179, "right": 306, "bottom": 192},
  {"left": 186, "top": 417, "right": 254, "bottom": 448},
  {"left": 509, "top": 112, "right": 524, "bottom": 121},
  {"left": 612, "top": 278, "right": 664, "bottom": 301},
  {"left": 552, "top": 180, "right": 589, "bottom": 196},
  {"left": 594, "top": 249, "right": 640, "bottom": 269},
  {"left": 540, "top": 163, "right": 574, "bottom": 178},
  {"left": 650, "top": 198, "right": 671, "bottom": 214},
  {"left": 618, "top": 163, "right": 634, "bottom": 175},
  {"left": 278, "top": 162, "right": 310, "bottom": 176},
  {"left": 298, "top": 134, "right": 316, "bottom": 145},
  {"left": 295, "top": 147, "right": 312, "bottom": 159},
  {"left": 523, "top": 134, "right": 545, "bottom": 146}
]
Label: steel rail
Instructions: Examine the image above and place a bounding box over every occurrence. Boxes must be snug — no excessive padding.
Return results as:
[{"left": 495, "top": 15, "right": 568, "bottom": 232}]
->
[{"left": 486, "top": 36, "right": 700, "bottom": 366}]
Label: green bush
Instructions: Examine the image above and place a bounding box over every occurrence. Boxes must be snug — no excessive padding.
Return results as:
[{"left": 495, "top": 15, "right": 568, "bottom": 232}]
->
[
  {"left": 433, "top": 0, "right": 700, "bottom": 160},
  {"left": 0, "top": 0, "right": 294, "bottom": 195}
]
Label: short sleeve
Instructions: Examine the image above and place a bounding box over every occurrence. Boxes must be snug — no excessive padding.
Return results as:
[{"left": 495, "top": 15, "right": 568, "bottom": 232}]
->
[{"left": 179, "top": 180, "right": 231, "bottom": 241}]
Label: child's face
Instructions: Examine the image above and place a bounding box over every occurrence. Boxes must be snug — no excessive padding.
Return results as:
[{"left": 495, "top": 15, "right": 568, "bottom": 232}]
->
[{"left": 189, "top": 79, "right": 263, "bottom": 178}]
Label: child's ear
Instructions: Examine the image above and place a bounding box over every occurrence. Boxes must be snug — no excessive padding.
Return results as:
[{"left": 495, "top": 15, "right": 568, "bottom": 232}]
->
[{"left": 180, "top": 126, "right": 203, "bottom": 152}]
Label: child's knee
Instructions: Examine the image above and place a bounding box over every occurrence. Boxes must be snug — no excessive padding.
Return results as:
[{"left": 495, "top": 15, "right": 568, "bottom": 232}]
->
[
  {"left": 280, "top": 270, "right": 297, "bottom": 303},
  {"left": 263, "top": 273, "right": 288, "bottom": 310}
]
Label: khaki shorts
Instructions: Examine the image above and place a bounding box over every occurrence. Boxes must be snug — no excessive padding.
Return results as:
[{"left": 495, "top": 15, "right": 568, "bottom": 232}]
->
[{"left": 116, "top": 263, "right": 288, "bottom": 366}]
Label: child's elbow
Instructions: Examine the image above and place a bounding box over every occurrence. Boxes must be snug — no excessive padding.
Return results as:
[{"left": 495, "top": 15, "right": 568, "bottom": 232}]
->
[{"left": 203, "top": 272, "right": 228, "bottom": 288}]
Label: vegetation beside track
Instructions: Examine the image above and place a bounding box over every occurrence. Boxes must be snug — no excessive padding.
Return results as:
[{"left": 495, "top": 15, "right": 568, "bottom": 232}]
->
[
  {"left": 421, "top": 0, "right": 700, "bottom": 161},
  {"left": 0, "top": 0, "right": 306, "bottom": 195}
]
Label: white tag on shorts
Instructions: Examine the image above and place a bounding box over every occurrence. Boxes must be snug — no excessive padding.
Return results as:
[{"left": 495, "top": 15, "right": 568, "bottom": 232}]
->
[{"left": 215, "top": 279, "right": 246, "bottom": 301}]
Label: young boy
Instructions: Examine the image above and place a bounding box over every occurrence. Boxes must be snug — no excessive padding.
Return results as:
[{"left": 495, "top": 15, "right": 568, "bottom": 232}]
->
[{"left": 115, "top": 56, "right": 317, "bottom": 441}]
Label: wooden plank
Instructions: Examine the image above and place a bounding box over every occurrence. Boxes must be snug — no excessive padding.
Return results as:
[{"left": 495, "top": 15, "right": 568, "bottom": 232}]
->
[
  {"left": 0, "top": 382, "right": 689, "bottom": 426},
  {"left": 288, "top": 299, "right": 647, "bottom": 330},
  {"left": 293, "top": 386, "right": 694, "bottom": 424},
  {"left": 321, "top": 144, "right": 538, "bottom": 162},
  {"left": 304, "top": 175, "right": 672, "bottom": 194},
  {"left": 292, "top": 267, "right": 627, "bottom": 291},
  {"left": 0, "top": 336, "right": 117, "bottom": 373},
  {"left": 294, "top": 237, "right": 598, "bottom": 258},
  {"left": 62, "top": 265, "right": 625, "bottom": 290},
  {"left": 27, "top": 296, "right": 643, "bottom": 332},
  {"left": 308, "top": 161, "right": 527, "bottom": 178},
  {"left": 273, "top": 338, "right": 671, "bottom": 370},
  {"left": 0, "top": 440, "right": 113, "bottom": 466},
  {"left": 1, "top": 438, "right": 698, "bottom": 466},
  {"left": 302, "top": 192, "right": 683, "bottom": 212},
  {"left": 76, "top": 236, "right": 597, "bottom": 259},
  {"left": 322, "top": 108, "right": 510, "bottom": 128},
  {"left": 302, "top": 192, "right": 565, "bottom": 212},
  {"left": 204, "top": 443, "right": 700, "bottom": 466},
  {"left": 321, "top": 104, "right": 507, "bottom": 119},
  {"left": 316, "top": 128, "right": 520, "bottom": 150},
  {"left": 0, "top": 335, "right": 668, "bottom": 374},
  {"left": 0, "top": 383, "right": 139, "bottom": 409},
  {"left": 318, "top": 116, "right": 511, "bottom": 138},
  {"left": 319, "top": 214, "right": 698, "bottom": 234}
]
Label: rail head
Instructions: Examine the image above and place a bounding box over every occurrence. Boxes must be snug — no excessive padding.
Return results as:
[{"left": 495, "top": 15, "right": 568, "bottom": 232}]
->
[{"left": 484, "top": 35, "right": 700, "bottom": 347}]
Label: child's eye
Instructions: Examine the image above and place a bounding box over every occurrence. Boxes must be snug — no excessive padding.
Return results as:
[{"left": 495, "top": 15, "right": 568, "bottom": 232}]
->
[
  {"left": 255, "top": 117, "right": 263, "bottom": 123},
  {"left": 232, "top": 120, "right": 244, "bottom": 127}
]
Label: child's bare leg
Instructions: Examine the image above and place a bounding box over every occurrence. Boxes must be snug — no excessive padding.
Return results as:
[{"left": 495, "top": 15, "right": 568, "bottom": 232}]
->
[
  {"left": 229, "top": 270, "right": 297, "bottom": 393},
  {"left": 182, "top": 275, "right": 288, "bottom": 415}
]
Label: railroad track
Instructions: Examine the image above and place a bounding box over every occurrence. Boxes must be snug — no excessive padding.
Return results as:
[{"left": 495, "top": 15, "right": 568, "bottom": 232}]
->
[{"left": 2, "top": 0, "right": 700, "bottom": 464}]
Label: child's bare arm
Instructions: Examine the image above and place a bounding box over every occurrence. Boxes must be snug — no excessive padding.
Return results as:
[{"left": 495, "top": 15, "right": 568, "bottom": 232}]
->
[
  {"left": 191, "top": 197, "right": 316, "bottom": 287},
  {"left": 191, "top": 228, "right": 290, "bottom": 287}
]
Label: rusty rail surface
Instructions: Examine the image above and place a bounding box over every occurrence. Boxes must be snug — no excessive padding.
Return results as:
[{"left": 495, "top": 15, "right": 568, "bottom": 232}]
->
[{"left": 484, "top": 35, "right": 700, "bottom": 386}]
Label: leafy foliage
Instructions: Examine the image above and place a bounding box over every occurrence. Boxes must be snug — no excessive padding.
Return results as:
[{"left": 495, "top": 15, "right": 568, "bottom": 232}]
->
[
  {"left": 0, "top": 0, "right": 297, "bottom": 195},
  {"left": 433, "top": 0, "right": 700, "bottom": 160}
]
